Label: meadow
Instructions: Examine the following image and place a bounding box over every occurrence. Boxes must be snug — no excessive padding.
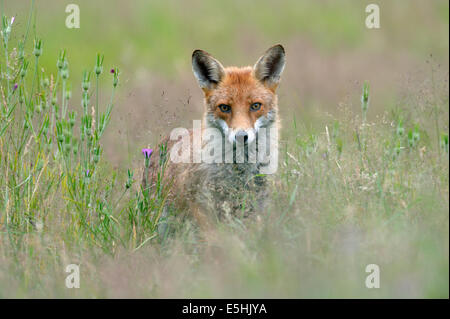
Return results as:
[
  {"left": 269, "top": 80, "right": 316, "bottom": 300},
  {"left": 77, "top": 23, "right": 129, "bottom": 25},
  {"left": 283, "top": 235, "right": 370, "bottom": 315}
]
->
[{"left": 0, "top": 0, "right": 448, "bottom": 298}]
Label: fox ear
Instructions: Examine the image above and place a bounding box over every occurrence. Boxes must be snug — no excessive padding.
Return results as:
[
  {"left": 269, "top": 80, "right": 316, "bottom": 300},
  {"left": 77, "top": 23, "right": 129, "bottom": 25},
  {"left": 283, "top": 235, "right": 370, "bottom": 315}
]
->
[
  {"left": 253, "top": 44, "right": 286, "bottom": 89},
  {"left": 192, "top": 50, "right": 225, "bottom": 90}
]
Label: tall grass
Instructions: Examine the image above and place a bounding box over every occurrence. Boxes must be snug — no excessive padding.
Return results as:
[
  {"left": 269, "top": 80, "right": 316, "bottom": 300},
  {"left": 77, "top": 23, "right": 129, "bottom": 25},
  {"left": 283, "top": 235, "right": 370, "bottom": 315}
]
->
[
  {"left": 0, "top": 10, "right": 448, "bottom": 298},
  {"left": 0, "top": 12, "right": 170, "bottom": 294}
]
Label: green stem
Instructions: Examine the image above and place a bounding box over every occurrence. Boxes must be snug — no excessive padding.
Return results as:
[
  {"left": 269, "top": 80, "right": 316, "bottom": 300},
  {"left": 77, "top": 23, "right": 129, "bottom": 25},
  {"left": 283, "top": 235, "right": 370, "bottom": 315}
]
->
[
  {"left": 23, "top": 0, "right": 35, "bottom": 46},
  {"left": 4, "top": 38, "right": 9, "bottom": 98},
  {"left": 29, "top": 55, "right": 39, "bottom": 105},
  {"left": 61, "top": 79, "right": 66, "bottom": 119},
  {"left": 96, "top": 75, "right": 99, "bottom": 131}
]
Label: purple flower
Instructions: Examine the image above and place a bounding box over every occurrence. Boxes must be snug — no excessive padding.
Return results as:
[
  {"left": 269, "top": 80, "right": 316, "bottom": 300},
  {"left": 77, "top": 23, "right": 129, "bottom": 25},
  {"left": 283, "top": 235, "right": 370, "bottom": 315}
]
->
[
  {"left": 85, "top": 169, "right": 90, "bottom": 177},
  {"left": 142, "top": 148, "right": 153, "bottom": 159},
  {"left": 13, "top": 83, "right": 18, "bottom": 91},
  {"left": 110, "top": 68, "right": 115, "bottom": 74}
]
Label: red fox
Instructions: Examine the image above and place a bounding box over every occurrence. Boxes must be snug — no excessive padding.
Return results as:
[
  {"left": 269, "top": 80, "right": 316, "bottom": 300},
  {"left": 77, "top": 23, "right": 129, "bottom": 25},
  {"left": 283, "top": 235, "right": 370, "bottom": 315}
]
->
[{"left": 143, "top": 45, "right": 286, "bottom": 234}]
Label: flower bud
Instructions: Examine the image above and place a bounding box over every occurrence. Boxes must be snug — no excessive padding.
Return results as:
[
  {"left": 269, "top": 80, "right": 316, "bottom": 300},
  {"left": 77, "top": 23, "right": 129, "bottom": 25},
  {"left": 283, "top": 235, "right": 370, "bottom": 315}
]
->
[
  {"left": 82, "top": 71, "right": 91, "bottom": 91},
  {"left": 94, "top": 53, "right": 104, "bottom": 75},
  {"left": 94, "top": 66, "right": 103, "bottom": 75},
  {"left": 82, "top": 81, "right": 90, "bottom": 91},
  {"left": 125, "top": 169, "right": 134, "bottom": 189},
  {"left": 112, "top": 68, "right": 119, "bottom": 88},
  {"left": 33, "top": 39, "right": 42, "bottom": 57}
]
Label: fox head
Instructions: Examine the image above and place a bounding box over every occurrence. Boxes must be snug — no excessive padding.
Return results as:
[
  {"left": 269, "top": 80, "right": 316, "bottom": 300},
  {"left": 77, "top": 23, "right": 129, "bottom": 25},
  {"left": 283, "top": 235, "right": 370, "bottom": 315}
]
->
[{"left": 192, "top": 45, "right": 285, "bottom": 145}]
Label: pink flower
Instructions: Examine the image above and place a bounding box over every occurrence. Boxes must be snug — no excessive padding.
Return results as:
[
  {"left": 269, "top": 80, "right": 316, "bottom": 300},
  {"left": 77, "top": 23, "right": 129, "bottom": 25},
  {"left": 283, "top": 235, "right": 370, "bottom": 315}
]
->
[{"left": 142, "top": 148, "right": 153, "bottom": 159}]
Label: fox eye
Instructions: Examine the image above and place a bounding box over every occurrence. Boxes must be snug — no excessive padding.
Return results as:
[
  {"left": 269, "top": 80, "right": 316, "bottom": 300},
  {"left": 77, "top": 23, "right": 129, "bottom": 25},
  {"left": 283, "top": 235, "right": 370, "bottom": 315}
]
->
[
  {"left": 218, "top": 104, "right": 231, "bottom": 113},
  {"left": 250, "top": 102, "right": 262, "bottom": 111}
]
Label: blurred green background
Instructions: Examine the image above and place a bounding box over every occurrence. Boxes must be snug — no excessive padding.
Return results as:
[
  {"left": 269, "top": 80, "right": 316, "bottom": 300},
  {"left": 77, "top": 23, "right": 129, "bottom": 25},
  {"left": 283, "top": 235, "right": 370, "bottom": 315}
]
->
[{"left": 5, "top": 0, "right": 449, "bottom": 75}]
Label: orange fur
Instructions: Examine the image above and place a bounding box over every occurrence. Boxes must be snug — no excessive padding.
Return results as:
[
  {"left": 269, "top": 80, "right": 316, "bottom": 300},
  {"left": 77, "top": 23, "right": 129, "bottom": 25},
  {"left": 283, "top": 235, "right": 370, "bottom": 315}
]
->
[{"left": 143, "top": 45, "right": 286, "bottom": 236}]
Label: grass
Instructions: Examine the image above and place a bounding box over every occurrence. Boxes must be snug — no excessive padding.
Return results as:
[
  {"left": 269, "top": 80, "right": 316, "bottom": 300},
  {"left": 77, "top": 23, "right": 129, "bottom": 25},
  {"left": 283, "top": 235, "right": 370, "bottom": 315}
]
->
[{"left": 0, "top": 1, "right": 448, "bottom": 298}]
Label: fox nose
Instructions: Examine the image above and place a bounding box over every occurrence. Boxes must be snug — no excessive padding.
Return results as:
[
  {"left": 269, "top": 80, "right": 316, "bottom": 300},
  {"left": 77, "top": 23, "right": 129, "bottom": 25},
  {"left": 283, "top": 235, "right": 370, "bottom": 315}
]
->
[{"left": 235, "top": 130, "right": 248, "bottom": 143}]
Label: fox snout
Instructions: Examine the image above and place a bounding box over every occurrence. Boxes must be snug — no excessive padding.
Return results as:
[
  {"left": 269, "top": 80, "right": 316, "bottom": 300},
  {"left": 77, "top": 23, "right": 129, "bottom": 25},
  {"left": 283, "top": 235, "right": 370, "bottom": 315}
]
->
[
  {"left": 226, "top": 110, "right": 257, "bottom": 144},
  {"left": 229, "top": 128, "right": 255, "bottom": 145}
]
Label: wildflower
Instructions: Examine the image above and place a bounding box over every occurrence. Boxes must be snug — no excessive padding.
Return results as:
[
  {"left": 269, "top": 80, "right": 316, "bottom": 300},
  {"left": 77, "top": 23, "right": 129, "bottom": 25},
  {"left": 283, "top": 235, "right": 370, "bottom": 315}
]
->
[
  {"left": 142, "top": 148, "right": 153, "bottom": 168},
  {"left": 142, "top": 148, "right": 153, "bottom": 158},
  {"left": 110, "top": 68, "right": 115, "bottom": 74},
  {"left": 13, "top": 83, "right": 18, "bottom": 91}
]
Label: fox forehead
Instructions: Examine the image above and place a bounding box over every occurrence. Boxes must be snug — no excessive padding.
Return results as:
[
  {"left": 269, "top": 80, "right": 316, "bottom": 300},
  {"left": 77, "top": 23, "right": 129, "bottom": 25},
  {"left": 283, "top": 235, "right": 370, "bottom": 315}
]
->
[{"left": 205, "top": 66, "right": 275, "bottom": 108}]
